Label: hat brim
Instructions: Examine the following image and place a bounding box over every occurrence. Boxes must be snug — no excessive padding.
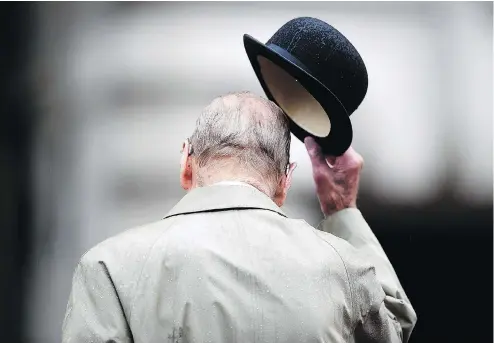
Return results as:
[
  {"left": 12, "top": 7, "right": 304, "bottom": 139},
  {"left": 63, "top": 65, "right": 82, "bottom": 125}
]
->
[{"left": 243, "top": 34, "right": 352, "bottom": 156}]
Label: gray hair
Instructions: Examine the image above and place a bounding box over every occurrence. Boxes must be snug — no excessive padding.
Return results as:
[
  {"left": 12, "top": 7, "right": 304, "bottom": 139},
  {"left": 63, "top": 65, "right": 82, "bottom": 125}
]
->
[{"left": 190, "top": 91, "right": 291, "bottom": 193}]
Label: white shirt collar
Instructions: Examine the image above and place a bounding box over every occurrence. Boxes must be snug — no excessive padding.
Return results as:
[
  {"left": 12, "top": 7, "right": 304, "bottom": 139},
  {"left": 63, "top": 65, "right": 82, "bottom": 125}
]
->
[{"left": 213, "top": 181, "right": 259, "bottom": 191}]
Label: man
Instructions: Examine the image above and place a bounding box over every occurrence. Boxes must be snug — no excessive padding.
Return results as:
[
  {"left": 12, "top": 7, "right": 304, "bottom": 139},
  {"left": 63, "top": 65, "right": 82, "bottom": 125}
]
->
[{"left": 62, "top": 91, "right": 417, "bottom": 343}]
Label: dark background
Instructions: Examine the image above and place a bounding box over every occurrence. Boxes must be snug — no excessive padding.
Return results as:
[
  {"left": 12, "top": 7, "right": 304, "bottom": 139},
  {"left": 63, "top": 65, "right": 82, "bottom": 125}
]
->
[
  {"left": 1, "top": 2, "right": 492, "bottom": 343},
  {"left": 372, "top": 207, "right": 493, "bottom": 343},
  {"left": 1, "top": 3, "right": 35, "bottom": 343}
]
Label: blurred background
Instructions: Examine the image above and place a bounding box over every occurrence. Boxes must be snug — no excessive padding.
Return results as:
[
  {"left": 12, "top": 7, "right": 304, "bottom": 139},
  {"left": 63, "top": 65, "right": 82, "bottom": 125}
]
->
[{"left": 1, "top": 2, "right": 492, "bottom": 343}]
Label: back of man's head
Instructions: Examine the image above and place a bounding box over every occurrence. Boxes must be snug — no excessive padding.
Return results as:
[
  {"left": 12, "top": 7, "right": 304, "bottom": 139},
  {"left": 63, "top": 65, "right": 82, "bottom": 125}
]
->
[{"left": 190, "top": 91, "right": 291, "bottom": 196}]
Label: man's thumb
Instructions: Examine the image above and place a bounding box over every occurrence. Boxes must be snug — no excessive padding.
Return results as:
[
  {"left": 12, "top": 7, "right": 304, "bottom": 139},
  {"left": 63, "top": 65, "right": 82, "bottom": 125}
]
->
[{"left": 304, "top": 137, "right": 325, "bottom": 165}]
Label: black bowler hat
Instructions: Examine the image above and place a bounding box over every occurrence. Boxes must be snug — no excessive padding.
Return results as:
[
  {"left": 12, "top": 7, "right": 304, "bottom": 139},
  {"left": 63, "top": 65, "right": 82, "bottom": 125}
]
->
[{"left": 244, "top": 17, "right": 368, "bottom": 156}]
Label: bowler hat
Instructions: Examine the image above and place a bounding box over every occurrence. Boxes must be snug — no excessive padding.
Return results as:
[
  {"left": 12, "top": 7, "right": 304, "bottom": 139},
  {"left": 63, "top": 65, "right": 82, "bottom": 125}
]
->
[{"left": 244, "top": 17, "right": 368, "bottom": 156}]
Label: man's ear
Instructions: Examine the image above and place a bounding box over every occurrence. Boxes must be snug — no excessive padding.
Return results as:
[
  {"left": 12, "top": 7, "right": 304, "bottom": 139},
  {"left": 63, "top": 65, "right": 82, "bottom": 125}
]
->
[
  {"left": 284, "top": 162, "right": 297, "bottom": 191},
  {"left": 273, "top": 162, "right": 297, "bottom": 207},
  {"left": 180, "top": 139, "right": 193, "bottom": 190}
]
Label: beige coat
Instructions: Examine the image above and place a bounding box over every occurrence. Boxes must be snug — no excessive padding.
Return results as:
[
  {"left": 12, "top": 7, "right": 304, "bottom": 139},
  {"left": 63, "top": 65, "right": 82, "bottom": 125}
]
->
[{"left": 62, "top": 183, "right": 416, "bottom": 343}]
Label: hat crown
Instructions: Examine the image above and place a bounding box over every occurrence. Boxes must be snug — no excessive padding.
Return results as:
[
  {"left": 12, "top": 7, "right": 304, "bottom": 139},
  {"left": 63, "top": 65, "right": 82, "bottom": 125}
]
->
[{"left": 267, "top": 17, "right": 368, "bottom": 115}]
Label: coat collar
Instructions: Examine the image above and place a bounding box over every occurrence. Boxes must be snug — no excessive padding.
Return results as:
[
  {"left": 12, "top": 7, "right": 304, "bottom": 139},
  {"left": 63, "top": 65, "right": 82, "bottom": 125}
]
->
[{"left": 164, "top": 184, "right": 286, "bottom": 219}]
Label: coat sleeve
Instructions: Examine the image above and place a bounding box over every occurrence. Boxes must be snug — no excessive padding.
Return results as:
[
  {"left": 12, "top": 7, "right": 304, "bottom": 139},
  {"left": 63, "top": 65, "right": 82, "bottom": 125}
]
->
[
  {"left": 318, "top": 208, "right": 417, "bottom": 343},
  {"left": 62, "top": 254, "right": 133, "bottom": 343}
]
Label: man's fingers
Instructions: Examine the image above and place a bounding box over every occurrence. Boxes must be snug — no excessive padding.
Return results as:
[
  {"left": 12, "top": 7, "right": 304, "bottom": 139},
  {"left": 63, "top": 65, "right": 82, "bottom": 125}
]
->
[
  {"left": 304, "top": 137, "right": 331, "bottom": 184},
  {"left": 304, "top": 137, "right": 326, "bottom": 166}
]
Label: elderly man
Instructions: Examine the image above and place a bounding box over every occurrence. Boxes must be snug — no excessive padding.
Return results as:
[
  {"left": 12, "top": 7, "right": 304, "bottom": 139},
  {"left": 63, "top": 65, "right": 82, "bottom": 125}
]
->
[{"left": 62, "top": 91, "right": 417, "bottom": 343}]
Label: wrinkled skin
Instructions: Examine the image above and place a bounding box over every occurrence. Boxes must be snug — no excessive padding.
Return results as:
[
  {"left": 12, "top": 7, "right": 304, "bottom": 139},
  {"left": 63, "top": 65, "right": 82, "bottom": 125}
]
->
[{"left": 304, "top": 137, "right": 364, "bottom": 217}]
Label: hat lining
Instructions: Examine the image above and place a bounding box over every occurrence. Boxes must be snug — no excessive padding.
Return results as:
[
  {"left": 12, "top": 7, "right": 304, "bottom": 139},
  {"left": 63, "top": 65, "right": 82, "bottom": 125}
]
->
[{"left": 257, "top": 56, "right": 331, "bottom": 138}]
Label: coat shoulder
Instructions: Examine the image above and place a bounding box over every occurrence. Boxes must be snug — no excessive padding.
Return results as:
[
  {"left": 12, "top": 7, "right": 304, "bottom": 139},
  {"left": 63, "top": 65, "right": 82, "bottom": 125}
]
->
[
  {"left": 81, "top": 218, "right": 176, "bottom": 264},
  {"left": 77, "top": 217, "right": 179, "bottom": 315}
]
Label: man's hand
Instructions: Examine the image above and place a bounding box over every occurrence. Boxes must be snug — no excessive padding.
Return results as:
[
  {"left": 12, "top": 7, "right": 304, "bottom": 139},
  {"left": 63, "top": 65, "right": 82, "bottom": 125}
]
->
[{"left": 304, "top": 137, "right": 364, "bottom": 217}]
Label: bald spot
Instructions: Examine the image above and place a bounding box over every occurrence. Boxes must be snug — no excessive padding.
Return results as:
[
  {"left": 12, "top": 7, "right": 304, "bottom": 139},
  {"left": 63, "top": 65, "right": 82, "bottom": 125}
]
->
[{"left": 209, "top": 91, "right": 282, "bottom": 123}]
